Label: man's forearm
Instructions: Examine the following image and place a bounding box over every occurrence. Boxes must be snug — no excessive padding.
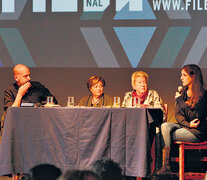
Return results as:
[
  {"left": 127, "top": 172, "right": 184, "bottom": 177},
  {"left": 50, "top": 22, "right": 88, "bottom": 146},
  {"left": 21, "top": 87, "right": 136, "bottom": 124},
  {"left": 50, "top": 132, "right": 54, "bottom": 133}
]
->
[{"left": 11, "top": 93, "right": 23, "bottom": 107}]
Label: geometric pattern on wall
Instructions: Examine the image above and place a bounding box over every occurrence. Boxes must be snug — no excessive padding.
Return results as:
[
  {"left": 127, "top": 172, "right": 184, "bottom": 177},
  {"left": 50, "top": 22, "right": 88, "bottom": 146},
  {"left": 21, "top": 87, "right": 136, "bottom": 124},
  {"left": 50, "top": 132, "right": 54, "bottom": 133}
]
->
[
  {"left": 80, "top": 12, "right": 104, "bottom": 20},
  {"left": 114, "top": 1, "right": 156, "bottom": 20},
  {"left": 114, "top": 27, "right": 156, "bottom": 68},
  {"left": 0, "top": 0, "right": 206, "bottom": 68},
  {"left": 80, "top": 27, "right": 120, "bottom": 68},
  {"left": 0, "top": 0, "right": 27, "bottom": 20},
  {"left": 0, "top": 28, "right": 35, "bottom": 67},
  {"left": 165, "top": 0, "right": 191, "bottom": 19},
  {"left": 183, "top": 27, "right": 207, "bottom": 66},
  {"left": 150, "top": 27, "right": 191, "bottom": 68}
]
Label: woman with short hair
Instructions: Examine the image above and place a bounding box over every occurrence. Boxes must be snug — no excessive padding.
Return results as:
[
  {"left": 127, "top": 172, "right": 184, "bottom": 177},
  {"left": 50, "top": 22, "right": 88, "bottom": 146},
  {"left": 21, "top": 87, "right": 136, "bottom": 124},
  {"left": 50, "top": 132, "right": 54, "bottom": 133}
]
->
[{"left": 78, "top": 75, "right": 112, "bottom": 107}]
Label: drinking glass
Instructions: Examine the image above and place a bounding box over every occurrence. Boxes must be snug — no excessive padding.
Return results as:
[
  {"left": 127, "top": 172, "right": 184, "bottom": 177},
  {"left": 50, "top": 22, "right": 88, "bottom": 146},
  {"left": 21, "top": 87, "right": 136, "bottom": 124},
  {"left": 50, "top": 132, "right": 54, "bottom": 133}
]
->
[
  {"left": 113, "top": 97, "right": 120, "bottom": 107},
  {"left": 46, "top": 96, "right": 54, "bottom": 106},
  {"left": 67, "top": 96, "right": 74, "bottom": 107}
]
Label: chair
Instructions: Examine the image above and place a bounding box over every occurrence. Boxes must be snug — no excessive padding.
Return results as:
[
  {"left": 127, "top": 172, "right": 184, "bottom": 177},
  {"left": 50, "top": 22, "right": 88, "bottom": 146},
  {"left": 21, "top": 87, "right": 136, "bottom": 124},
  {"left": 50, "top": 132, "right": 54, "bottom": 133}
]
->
[{"left": 171, "top": 141, "right": 207, "bottom": 180}]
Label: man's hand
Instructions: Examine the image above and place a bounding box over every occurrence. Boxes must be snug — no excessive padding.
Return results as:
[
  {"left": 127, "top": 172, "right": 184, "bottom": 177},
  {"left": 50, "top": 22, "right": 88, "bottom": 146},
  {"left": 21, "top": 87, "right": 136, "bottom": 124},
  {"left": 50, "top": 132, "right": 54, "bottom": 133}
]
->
[
  {"left": 18, "top": 82, "right": 31, "bottom": 97},
  {"left": 12, "top": 82, "right": 31, "bottom": 107},
  {"left": 190, "top": 118, "right": 200, "bottom": 128}
]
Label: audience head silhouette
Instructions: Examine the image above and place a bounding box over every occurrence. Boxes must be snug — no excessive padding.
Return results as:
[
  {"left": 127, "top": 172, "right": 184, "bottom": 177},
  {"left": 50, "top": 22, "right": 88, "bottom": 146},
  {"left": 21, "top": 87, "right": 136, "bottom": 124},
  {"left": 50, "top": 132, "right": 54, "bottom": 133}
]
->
[
  {"left": 92, "top": 158, "right": 123, "bottom": 180},
  {"left": 25, "top": 164, "right": 62, "bottom": 180},
  {"left": 58, "top": 169, "right": 100, "bottom": 180}
]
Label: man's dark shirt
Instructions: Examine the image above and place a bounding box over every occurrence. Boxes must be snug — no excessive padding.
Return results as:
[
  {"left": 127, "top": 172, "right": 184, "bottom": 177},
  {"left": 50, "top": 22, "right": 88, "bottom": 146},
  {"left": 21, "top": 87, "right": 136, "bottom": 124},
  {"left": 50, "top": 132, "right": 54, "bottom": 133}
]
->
[{"left": 3, "top": 81, "right": 58, "bottom": 111}]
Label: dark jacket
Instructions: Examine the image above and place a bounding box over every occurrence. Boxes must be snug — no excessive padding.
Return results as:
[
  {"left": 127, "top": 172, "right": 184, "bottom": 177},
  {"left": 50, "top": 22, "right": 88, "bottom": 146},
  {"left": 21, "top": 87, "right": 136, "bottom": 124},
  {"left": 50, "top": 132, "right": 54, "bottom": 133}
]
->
[
  {"left": 175, "top": 90, "right": 207, "bottom": 140},
  {"left": 78, "top": 94, "right": 112, "bottom": 107}
]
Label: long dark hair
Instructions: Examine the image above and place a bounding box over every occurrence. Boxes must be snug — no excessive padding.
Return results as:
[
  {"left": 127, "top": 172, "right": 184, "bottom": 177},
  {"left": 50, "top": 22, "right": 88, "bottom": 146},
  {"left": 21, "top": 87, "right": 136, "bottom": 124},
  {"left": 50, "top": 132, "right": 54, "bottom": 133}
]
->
[{"left": 182, "top": 64, "right": 205, "bottom": 108}]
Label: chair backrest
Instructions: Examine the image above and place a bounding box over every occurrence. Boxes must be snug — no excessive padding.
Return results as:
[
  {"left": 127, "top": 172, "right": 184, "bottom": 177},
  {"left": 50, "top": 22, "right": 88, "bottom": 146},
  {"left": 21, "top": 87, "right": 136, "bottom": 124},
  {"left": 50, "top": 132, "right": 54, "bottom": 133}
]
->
[
  {"left": 163, "top": 104, "right": 168, "bottom": 122},
  {"left": 172, "top": 141, "right": 207, "bottom": 180}
]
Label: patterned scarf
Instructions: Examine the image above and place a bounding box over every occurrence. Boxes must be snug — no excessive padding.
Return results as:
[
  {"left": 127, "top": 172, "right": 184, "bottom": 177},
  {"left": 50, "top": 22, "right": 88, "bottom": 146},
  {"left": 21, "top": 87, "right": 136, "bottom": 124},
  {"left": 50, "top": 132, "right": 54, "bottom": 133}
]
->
[{"left": 132, "top": 89, "right": 149, "bottom": 105}]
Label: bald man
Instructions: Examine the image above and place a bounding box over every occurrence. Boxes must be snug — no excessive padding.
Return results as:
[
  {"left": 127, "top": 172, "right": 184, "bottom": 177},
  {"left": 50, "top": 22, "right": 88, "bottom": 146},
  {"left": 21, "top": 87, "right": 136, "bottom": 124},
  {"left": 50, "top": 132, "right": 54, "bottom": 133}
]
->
[{"left": 3, "top": 64, "right": 58, "bottom": 111}]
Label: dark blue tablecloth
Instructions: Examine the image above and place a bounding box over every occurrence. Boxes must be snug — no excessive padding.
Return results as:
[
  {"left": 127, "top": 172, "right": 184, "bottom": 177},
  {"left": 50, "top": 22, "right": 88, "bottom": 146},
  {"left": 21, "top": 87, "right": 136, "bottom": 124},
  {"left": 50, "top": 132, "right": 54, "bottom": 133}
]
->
[{"left": 0, "top": 107, "right": 162, "bottom": 177}]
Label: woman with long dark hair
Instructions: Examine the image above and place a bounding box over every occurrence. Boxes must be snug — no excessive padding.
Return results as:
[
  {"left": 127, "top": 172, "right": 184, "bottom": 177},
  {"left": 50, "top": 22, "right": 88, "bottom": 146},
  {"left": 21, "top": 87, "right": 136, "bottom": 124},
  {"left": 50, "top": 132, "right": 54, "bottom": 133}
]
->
[{"left": 157, "top": 64, "right": 207, "bottom": 175}]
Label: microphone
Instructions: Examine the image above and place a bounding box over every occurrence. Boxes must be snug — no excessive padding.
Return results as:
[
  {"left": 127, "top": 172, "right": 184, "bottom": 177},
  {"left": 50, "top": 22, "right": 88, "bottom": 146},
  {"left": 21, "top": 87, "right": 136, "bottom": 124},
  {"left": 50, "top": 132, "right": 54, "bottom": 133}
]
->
[
  {"left": 178, "top": 86, "right": 183, "bottom": 94},
  {"left": 175, "top": 86, "right": 183, "bottom": 101}
]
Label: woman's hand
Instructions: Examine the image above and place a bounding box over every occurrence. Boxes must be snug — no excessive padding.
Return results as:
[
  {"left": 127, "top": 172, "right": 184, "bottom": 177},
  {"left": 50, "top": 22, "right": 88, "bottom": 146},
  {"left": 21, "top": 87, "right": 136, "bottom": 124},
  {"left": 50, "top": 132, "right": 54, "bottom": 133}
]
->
[
  {"left": 140, "top": 104, "right": 150, "bottom": 108},
  {"left": 175, "top": 92, "right": 181, "bottom": 99},
  {"left": 190, "top": 118, "right": 200, "bottom": 128}
]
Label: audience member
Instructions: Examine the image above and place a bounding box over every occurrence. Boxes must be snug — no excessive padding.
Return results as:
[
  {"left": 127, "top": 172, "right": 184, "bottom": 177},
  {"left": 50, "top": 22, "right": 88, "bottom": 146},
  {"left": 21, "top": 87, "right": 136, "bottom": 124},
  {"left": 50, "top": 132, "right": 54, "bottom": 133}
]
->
[
  {"left": 58, "top": 169, "right": 100, "bottom": 180},
  {"left": 92, "top": 158, "right": 123, "bottom": 180},
  {"left": 25, "top": 164, "right": 62, "bottom": 180}
]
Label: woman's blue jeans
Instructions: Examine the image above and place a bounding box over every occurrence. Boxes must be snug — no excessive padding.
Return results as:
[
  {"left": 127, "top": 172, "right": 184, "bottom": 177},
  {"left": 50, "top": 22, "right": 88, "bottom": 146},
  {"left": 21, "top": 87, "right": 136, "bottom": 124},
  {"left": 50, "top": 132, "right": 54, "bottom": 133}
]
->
[{"left": 161, "top": 122, "right": 200, "bottom": 147}]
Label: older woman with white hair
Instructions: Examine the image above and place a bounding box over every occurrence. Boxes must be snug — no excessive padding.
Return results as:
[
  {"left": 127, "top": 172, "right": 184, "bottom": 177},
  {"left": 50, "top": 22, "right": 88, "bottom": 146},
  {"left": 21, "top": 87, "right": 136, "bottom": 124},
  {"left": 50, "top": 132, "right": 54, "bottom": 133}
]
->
[{"left": 122, "top": 71, "right": 164, "bottom": 109}]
